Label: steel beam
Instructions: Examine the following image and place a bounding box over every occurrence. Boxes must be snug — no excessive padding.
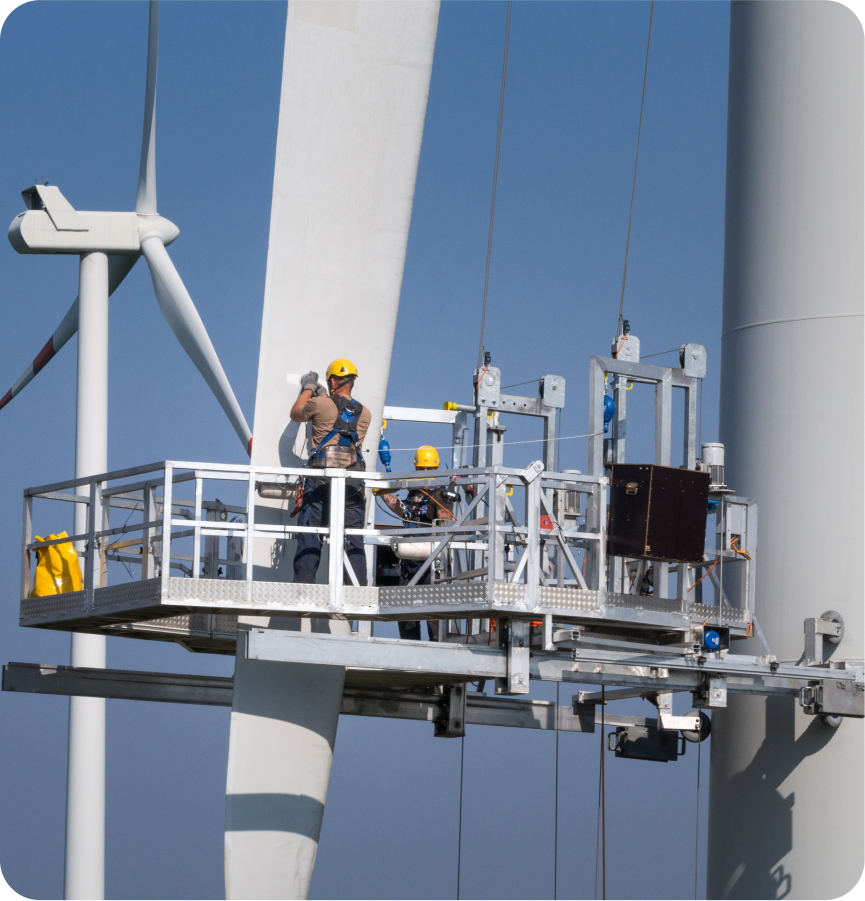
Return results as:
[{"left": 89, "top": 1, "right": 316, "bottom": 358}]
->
[{"left": 2, "top": 662, "right": 662, "bottom": 733}]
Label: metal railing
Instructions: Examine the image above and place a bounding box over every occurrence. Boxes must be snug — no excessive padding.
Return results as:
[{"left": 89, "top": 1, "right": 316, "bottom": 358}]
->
[{"left": 21, "top": 459, "right": 608, "bottom": 618}]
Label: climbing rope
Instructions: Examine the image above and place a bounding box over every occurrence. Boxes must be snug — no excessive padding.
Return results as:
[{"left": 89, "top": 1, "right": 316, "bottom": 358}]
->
[
  {"left": 477, "top": 0, "right": 514, "bottom": 369},
  {"left": 616, "top": 0, "right": 656, "bottom": 337}
]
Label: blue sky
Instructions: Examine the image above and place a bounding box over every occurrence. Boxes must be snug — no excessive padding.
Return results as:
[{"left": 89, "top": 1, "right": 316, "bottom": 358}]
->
[{"left": 0, "top": 2, "right": 731, "bottom": 898}]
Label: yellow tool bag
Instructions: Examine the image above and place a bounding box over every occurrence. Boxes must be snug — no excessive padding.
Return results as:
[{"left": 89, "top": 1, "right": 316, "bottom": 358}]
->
[{"left": 31, "top": 532, "right": 84, "bottom": 596}]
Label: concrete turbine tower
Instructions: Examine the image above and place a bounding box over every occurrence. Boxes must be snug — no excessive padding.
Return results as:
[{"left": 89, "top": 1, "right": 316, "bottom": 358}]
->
[
  {"left": 3, "top": 3, "right": 252, "bottom": 897},
  {"left": 708, "top": 3, "right": 863, "bottom": 898},
  {"left": 224, "top": 2, "right": 440, "bottom": 898}
]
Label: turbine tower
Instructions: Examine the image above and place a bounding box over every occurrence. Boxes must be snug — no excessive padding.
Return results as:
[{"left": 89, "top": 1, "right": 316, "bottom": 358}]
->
[
  {"left": 4, "top": 3, "right": 252, "bottom": 897},
  {"left": 225, "top": 2, "right": 439, "bottom": 897},
  {"left": 708, "top": 3, "right": 863, "bottom": 897}
]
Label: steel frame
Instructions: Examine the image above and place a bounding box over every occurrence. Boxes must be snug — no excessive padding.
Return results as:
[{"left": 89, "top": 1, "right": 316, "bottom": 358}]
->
[{"left": 13, "top": 354, "right": 864, "bottom": 722}]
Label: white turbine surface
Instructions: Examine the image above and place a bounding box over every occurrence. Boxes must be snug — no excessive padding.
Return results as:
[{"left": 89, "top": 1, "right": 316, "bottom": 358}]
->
[
  {"left": 136, "top": 0, "right": 159, "bottom": 216},
  {"left": 225, "top": 2, "right": 440, "bottom": 898},
  {"left": 708, "top": 3, "right": 863, "bottom": 898}
]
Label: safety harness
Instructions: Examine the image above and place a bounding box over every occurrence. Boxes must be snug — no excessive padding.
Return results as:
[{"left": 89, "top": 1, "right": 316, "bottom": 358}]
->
[{"left": 308, "top": 395, "right": 365, "bottom": 470}]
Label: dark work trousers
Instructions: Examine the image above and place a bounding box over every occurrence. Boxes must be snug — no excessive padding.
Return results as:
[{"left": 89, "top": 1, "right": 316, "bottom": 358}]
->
[
  {"left": 293, "top": 481, "right": 368, "bottom": 585},
  {"left": 397, "top": 559, "right": 440, "bottom": 641}
]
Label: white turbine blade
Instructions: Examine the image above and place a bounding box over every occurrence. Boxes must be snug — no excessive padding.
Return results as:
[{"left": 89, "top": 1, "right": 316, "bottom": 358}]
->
[
  {"left": 135, "top": 0, "right": 159, "bottom": 215},
  {"left": 0, "top": 255, "right": 137, "bottom": 411},
  {"left": 140, "top": 236, "right": 252, "bottom": 453}
]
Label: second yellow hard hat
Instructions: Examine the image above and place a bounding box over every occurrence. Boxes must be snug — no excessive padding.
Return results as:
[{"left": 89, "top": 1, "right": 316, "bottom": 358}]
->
[{"left": 414, "top": 446, "right": 440, "bottom": 469}]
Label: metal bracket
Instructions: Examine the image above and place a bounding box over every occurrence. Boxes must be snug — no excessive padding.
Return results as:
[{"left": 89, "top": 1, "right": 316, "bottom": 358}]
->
[
  {"left": 800, "top": 678, "right": 865, "bottom": 719},
  {"left": 504, "top": 620, "right": 530, "bottom": 695},
  {"left": 693, "top": 675, "right": 727, "bottom": 709},
  {"left": 803, "top": 611, "right": 844, "bottom": 665},
  {"left": 652, "top": 691, "right": 701, "bottom": 732},
  {"left": 434, "top": 683, "right": 467, "bottom": 737}
]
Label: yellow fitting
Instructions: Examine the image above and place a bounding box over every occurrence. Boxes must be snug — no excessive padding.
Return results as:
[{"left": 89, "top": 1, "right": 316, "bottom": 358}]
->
[{"left": 443, "top": 401, "right": 458, "bottom": 411}]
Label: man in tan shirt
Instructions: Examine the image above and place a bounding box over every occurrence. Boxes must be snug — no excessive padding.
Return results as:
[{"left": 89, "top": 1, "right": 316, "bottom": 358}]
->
[{"left": 290, "top": 358, "right": 371, "bottom": 584}]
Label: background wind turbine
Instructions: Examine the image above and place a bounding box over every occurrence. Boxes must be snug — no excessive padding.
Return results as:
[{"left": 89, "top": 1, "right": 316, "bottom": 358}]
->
[
  {"left": 3, "top": 3, "right": 251, "bottom": 897},
  {"left": 4, "top": 1, "right": 252, "bottom": 456}
]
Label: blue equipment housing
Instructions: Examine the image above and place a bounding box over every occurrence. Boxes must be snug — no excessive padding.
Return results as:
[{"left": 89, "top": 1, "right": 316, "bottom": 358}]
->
[
  {"left": 704, "top": 630, "right": 721, "bottom": 650},
  {"left": 378, "top": 437, "right": 392, "bottom": 473},
  {"left": 603, "top": 395, "right": 616, "bottom": 433}
]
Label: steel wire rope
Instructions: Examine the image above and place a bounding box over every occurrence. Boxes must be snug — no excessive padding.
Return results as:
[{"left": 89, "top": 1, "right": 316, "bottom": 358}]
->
[
  {"left": 457, "top": 730, "right": 465, "bottom": 900},
  {"left": 640, "top": 347, "right": 680, "bottom": 359},
  {"left": 694, "top": 739, "right": 702, "bottom": 899},
  {"left": 554, "top": 680, "right": 560, "bottom": 900},
  {"left": 381, "top": 430, "right": 604, "bottom": 455},
  {"left": 616, "top": 0, "right": 656, "bottom": 337},
  {"left": 593, "top": 684, "right": 607, "bottom": 899},
  {"left": 500, "top": 377, "right": 544, "bottom": 390},
  {"left": 476, "top": 0, "right": 514, "bottom": 369},
  {"left": 553, "top": 402, "right": 563, "bottom": 901}
]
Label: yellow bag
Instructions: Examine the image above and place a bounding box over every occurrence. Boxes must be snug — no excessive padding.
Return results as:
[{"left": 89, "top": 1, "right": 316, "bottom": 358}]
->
[{"left": 31, "top": 532, "right": 84, "bottom": 596}]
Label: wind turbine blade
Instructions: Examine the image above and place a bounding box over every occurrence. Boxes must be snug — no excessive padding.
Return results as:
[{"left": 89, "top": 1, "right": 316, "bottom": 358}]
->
[
  {"left": 135, "top": 0, "right": 159, "bottom": 215},
  {"left": 0, "top": 255, "right": 138, "bottom": 411},
  {"left": 140, "top": 236, "right": 252, "bottom": 454}
]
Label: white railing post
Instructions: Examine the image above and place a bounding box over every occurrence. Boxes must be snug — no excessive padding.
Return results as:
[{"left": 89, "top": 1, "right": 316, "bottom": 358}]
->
[
  {"left": 99, "top": 482, "right": 108, "bottom": 588},
  {"left": 160, "top": 465, "right": 173, "bottom": 597},
  {"left": 192, "top": 477, "right": 203, "bottom": 580},
  {"left": 21, "top": 494, "right": 32, "bottom": 600},
  {"left": 84, "top": 479, "right": 98, "bottom": 613},
  {"left": 245, "top": 469, "right": 256, "bottom": 602},
  {"left": 328, "top": 473, "right": 346, "bottom": 611},
  {"left": 141, "top": 482, "right": 156, "bottom": 581},
  {"left": 525, "top": 477, "right": 541, "bottom": 608}
]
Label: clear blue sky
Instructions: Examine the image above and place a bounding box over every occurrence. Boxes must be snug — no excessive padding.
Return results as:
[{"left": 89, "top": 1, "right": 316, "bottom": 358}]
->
[{"left": 0, "top": 2, "right": 730, "bottom": 898}]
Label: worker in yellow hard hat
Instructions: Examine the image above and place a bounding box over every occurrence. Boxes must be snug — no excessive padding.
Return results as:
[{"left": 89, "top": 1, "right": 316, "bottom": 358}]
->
[
  {"left": 290, "top": 358, "right": 371, "bottom": 584},
  {"left": 381, "top": 446, "right": 458, "bottom": 641}
]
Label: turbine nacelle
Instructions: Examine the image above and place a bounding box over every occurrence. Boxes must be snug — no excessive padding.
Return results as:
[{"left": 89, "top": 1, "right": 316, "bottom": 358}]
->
[{"left": 8, "top": 184, "right": 179, "bottom": 255}]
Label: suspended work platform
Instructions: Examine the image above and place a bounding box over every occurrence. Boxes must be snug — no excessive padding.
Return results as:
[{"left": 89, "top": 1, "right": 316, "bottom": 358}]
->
[{"left": 10, "top": 350, "right": 864, "bottom": 753}]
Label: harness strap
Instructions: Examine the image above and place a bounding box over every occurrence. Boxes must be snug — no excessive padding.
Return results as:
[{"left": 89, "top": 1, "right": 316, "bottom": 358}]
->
[{"left": 309, "top": 396, "right": 365, "bottom": 465}]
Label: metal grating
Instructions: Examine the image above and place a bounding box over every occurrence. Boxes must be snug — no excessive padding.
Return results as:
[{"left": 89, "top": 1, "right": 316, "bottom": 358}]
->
[
  {"left": 21, "top": 590, "right": 88, "bottom": 621},
  {"left": 541, "top": 586, "right": 602, "bottom": 611},
  {"left": 689, "top": 602, "right": 748, "bottom": 623},
  {"left": 93, "top": 579, "right": 162, "bottom": 611},
  {"left": 494, "top": 583, "right": 527, "bottom": 606},
  {"left": 168, "top": 577, "right": 245, "bottom": 604},
  {"left": 606, "top": 592, "right": 684, "bottom": 614},
  {"left": 379, "top": 583, "right": 487, "bottom": 608},
  {"left": 252, "top": 581, "right": 329, "bottom": 607},
  {"left": 343, "top": 586, "right": 379, "bottom": 607}
]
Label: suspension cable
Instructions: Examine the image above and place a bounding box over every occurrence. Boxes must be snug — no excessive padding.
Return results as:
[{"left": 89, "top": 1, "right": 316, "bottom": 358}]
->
[
  {"left": 616, "top": 0, "right": 656, "bottom": 336},
  {"left": 694, "top": 739, "right": 702, "bottom": 899},
  {"left": 601, "top": 685, "right": 606, "bottom": 900},
  {"left": 554, "top": 680, "right": 560, "bottom": 900},
  {"left": 477, "top": 0, "right": 514, "bottom": 369},
  {"left": 457, "top": 733, "right": 465, "bottom": 899},
  {"left": 593, "top": 685, "right": 607, "bottom": 900}
]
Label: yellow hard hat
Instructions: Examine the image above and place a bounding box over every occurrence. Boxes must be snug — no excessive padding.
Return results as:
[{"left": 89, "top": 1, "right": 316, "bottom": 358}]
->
[
  {"left": 326, "top": 358, "right": 358, "bottom": 381},
  {"left": 414, "top": 446, "right": 440, "bottom": 469}
]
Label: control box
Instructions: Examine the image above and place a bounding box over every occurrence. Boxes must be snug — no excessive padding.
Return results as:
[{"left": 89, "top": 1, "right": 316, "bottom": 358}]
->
[{"left": 608, "top": 464, "right": 710, "bottom": 564}]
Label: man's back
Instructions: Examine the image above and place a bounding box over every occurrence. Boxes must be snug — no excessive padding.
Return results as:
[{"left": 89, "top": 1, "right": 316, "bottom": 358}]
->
[{"left": 301, "top": 395, "right": 372, "bottom": 451}]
